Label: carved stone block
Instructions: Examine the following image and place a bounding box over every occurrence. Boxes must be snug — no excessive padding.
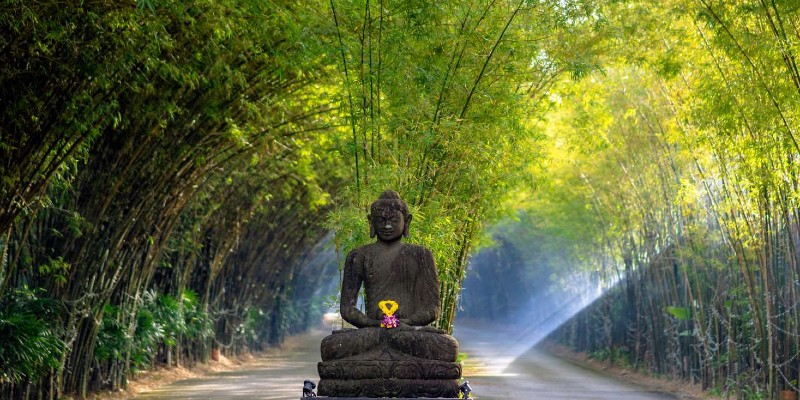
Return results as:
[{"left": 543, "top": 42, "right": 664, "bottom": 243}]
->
[
  {"left": 316, "top": 378, "right": 460, "bottom": 398},
  {"left": 318, "top": 360, "right": 462, "bottom": 380}
]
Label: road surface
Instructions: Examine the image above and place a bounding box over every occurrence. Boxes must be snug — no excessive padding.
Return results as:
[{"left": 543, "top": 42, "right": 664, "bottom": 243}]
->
[
  {"left": 452, "top": 323, "right": 677, "bottom": 399},
  {"left": 136, "top": 323, "right": 678, "bottom": 399}
]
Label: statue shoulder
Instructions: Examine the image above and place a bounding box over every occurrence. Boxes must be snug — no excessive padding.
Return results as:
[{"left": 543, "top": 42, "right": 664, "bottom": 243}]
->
[
  {"left": 402, "top": 243, "right": 434, "bottom": 260},
  {"left": 346, "top": 243, "right": 379, "bottom": 261}
]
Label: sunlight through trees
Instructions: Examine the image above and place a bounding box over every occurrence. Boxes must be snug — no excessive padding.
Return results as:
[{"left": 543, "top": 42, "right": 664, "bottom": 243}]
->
[{"left": 1, "top": 0, "right": 799, "bottom": 398}]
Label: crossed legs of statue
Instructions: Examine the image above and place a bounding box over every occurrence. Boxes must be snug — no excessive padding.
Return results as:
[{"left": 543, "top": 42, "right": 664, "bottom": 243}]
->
[{"left": 320, "top": 327, "right": 458, "bottom": 362}]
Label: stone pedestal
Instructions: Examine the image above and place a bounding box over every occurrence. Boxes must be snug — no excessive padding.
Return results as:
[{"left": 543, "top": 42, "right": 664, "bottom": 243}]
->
[
  {"left": 317, "top": 359, "right": 461, "bottom": 397},
  {"left": 317, "top": 328, "right": 461, "bottom": 398},
  {"left": 316, "top": 378, "right": 459, "bottom": 398},
  {"left": 310, "top": 397, "right": 456, "bottom": 400}
]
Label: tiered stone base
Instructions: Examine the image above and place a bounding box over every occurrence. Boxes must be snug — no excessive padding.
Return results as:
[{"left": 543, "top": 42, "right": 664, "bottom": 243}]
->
[
  {"left": 318, "top": 328, "right": 461, "bottom": 398},
  {"left": 319, "top": 360, "right": 462, "bottom": 380},
  {"left": 317, "top": 378, "right": 459, "bottom": 398},
  {"left": 317, "top": 360, "right": 461, "bottom": 397}
]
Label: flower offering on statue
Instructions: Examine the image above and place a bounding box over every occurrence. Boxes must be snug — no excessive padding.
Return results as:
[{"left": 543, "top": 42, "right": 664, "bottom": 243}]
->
[{"left": 379, "top": 300, "right": 399, "bottom": 329}]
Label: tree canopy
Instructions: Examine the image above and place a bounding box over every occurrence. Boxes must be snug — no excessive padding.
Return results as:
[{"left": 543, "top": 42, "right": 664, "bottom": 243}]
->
[{"left": 1, "top": 0, "right": 799, "bottom": 398}]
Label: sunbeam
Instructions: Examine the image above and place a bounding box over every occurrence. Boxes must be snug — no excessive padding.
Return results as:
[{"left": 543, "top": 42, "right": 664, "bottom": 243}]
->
[{"left": 455, "top": 270, "right": 617, "bottom": 375}]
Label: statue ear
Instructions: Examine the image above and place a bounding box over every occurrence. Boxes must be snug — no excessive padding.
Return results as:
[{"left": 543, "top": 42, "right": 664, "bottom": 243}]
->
[
  {"left": 403, "top": 214, "right": 412, "bottom": 238},
  {"left": 368, "top": 214, "right": 376, "bottom": 238}
]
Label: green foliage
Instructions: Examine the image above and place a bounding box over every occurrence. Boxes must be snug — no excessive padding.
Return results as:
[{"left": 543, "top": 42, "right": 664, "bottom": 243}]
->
[
  {"left": 240, "top": 307, "right": 270, "bottom": 345},
  {"left": 3, "top": 0, "right": 336, "bottom": 394},
  {"left": 665, "top": 306, "right": 691, "bottom": 321},
  {"left": 0, "top": 287, "right": 66, "bottom": 383},
  {"left": 589, "top": 346, "right": 631, "bottom": 367},
  {"left": 326, "top": 0, "right": 607, "bottom": 331},
  {"left": 130, "top": 292, "right": 166, "bottom": 370},
  {"left": 3, "top": 0, "right": 800, "bottom": 397},
  {"left": 36, "top": 257, "right": 69, "bottom": 285},
  {"left": 741, "top": 386, "right": 766, "bottom": 400},
  {"left": 538, "top": 1, "right": 800, "bottom": 395},
  {"left": 181, "top": 290, "right": 213, "bottom": 341},
  {"left": 152, "top": 294, "right": 184, "bottom": 347},
  {"left": 95, "top": 289, "right": 211, "bottom": 371},
  {"left": 95, "top": 305, "right": 129, "bottom": 363},
  {"left": 132, "top": 290, "right": 213, "bottom": 368}
]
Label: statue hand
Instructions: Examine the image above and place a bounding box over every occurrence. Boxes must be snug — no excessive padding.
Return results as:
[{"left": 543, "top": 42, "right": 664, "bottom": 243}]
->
[
  {"left": 418, "top": 325, "right": 446, "bottom": 334},
  {"left": 395, "top": 320, "right": 415, "bottom": 331}
]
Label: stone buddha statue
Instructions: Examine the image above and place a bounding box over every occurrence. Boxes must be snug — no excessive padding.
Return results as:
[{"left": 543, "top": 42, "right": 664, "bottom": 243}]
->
[{"left": 317, "top": 190, "right": 461, "bottom": 398}]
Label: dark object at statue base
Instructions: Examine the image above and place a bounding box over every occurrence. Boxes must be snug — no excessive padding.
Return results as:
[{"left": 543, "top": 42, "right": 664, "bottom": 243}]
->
[{"left": 303, "top": 379, "right": 318, "bottom": 397}]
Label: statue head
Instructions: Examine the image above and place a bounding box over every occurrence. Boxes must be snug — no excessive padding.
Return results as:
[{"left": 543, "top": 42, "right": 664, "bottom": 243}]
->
[{"left": 368, "top": 190, "right": 412, "bottom": 242}]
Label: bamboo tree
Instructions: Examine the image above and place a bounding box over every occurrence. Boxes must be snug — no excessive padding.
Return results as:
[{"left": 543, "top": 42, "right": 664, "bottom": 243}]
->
[{"left": 327, "top": 0, "right": 606, "bottom": 332}]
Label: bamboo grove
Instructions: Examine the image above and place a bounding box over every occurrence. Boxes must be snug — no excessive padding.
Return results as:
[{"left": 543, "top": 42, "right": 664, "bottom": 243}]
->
[
  {"left": 2, "top": 0, "right": 800, "bottom": 399},
  {"left": 0, "top": 0, "right": 603, "bottom": 397},
  {"left": 537, "top": 2, "right": 800, "bottom": 399},
  {"left": 323, "top": 0, "right": 602, "bottom": 333},
  {"left": 0, "top": 1, "right": 343, "bottom": 398}
]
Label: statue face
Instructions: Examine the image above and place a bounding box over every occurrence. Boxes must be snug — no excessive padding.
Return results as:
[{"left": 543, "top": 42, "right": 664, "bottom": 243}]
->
[{"left": 371, "top": 208, "right": 406, "bottom": 242}]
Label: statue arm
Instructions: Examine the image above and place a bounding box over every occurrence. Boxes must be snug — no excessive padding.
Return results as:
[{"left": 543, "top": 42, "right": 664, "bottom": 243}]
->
[
  {"left": 401, "top": 247, "right": 440, "bottom": 326},
  {"left": 340, "top": 250, "right": 380, "bottom": 328}
]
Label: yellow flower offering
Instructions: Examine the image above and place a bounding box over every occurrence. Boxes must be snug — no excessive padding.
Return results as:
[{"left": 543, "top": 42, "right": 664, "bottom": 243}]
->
[{"left": 379, "top": 300, "right": 399, "bottom": 328}]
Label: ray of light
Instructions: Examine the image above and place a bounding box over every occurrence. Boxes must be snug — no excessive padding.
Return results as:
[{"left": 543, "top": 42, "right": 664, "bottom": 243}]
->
[{"left": 455, "top": 271, "right": 617, "bottom": 375}]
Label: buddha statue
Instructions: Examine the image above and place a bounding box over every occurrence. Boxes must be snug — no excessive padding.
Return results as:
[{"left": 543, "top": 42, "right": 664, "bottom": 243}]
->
[{"left": 317, "top": 190, "right": 461, "bottom": 398}]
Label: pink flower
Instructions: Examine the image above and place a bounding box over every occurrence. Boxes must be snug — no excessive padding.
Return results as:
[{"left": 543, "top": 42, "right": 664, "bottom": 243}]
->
[{"left": 381, "top": 315, "right": 400, "bottom": 329}]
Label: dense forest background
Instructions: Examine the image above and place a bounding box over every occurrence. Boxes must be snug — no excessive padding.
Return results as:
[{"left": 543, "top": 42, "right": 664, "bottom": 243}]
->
[{"left": 2, "top": 0, "right": 799, "bottom": 399}]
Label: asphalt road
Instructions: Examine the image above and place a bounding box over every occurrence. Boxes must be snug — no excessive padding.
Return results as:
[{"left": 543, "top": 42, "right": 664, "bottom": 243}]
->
[
  {"left": 135, "top": 330, "right": 322, "bottom": 400},
  {"left": 452, "top": 322, "right": 677, "bottom": 399},
  {"left": 135, "top": 322, "right": 678, "bottom": 400}
]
